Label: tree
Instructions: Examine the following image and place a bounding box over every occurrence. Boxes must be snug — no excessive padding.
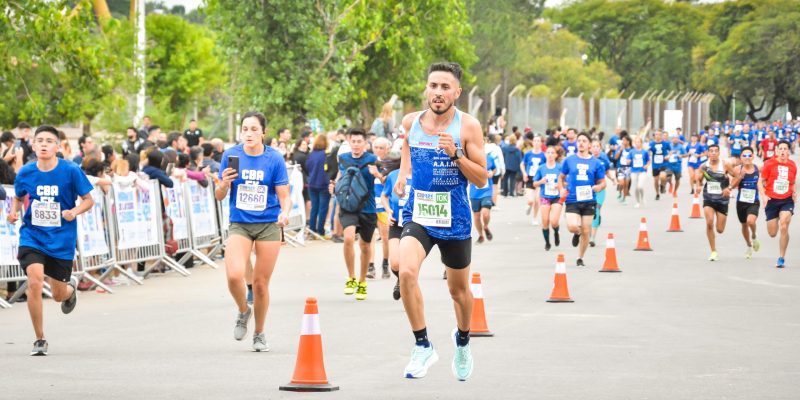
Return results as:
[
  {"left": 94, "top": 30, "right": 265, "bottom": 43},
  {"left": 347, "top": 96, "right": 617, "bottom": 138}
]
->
[
  {"left": 207, "top": 0, "right": 478, "bottom": 131},
  {"left": 549, "top": 0, "right": 705, "bottom": 93},
  {"left": 0, "top": 0, "right": 124, "bottom": 131},
  {"left": 702, "top": 0, "right": 800, "bottom": 121},
  {"left": 145, "top": 14, "right": 226, "bottom": 129},
  {"left": 510, "top": 21, "right": 620, "bottom": 99}
]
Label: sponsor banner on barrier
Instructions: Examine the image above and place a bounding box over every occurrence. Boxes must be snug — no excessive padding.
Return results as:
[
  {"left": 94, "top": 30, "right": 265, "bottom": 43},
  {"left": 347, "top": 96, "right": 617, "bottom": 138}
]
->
[
  {"left": 77, "top": 187, "right": 109, "bottom": 257},
  {"left": 219, "top": 193, "right": 230, "bottom": 231},
  {"left": 114, "top": 181, "right": 160, "bottom": 250},
  {"left": 188, "top": 180, "right": 217, "bottom": 237},
  {"left": 288, "top": 166, "right": 305, "bottom": 221},
  {"left": 0, "top": 185, "right": 20, "bottom": 265},
  {"left": 163, "top": 178, "right": 189, "bottom": 240}
]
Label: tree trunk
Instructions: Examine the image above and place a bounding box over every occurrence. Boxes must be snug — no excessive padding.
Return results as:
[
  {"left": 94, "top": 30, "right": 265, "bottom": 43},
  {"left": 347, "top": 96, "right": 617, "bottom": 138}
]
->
[{"left": 359, "top": 99, "right": 371, "bottom": 129}]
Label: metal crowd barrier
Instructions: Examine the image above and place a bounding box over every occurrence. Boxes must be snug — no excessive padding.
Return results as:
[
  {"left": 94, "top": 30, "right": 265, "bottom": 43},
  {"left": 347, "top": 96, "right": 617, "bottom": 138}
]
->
[{"left": 180, "top": 179, "right": 219, "bottom": 269}]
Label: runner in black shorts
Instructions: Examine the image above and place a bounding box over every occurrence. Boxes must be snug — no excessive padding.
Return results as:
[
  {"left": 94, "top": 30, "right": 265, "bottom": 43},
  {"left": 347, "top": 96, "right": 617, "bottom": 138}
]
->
[
  {"left": 10, "top": 125, "right": 95, "bottom": 356},
  {"left": 728, "top": 147, "right": 761, "bottom": 259},
  {"left": 394, "top": 62, "right": 485, "bottom": 381},
  {"left": 381, "top": 151, "right": 408, "bottom": 300},
  {"left": 695, "top": 144, "right": 736, "bottom": 261}
]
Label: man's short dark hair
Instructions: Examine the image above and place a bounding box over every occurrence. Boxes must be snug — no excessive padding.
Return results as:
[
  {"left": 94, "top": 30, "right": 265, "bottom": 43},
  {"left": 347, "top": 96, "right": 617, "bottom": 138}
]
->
[
  {"left": 708, "top": 144, "right": 720, "bottom": 151},
  {"left": 78, "top": 134, "right": 91, "bottom": 147},
  {"left": 428, "top": 62, "right": 463, "bottom": 81},
  {"left": 577, "top": 132, "right": 592, "bottom": 142},
  {"left": 167, "top": 132, "right": 181, "bottom": 145},
  {"left": 348, "top": 127, "right": 366, "bottom": 139},
  {"left": 778, "top": 140, "right": 790, "bottom": 149},
  {"left": 126, "top": 126, "right": 137, "bottom": 133},
  {"left": 741, "top": 146, "right": 754, "bottom": 154},
  {"left": 201, "top": 143, "right": 214, "bottom": 157},
  {"left": 17, "top": 122, "right": 31, "bottom": 130},
  {"left": 34, "top": 125, "right": 59, "bottom": 139},
  {"left": 189, "top": 119, "right": 196, "bottom": 123},
  {"left": 148, "top": 125, "right": 160, "bottom": 134}
]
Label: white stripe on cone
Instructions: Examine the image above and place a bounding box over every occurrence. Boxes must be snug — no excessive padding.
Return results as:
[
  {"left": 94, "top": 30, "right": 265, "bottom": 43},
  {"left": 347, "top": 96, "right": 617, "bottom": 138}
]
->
[
  {"left": 607, "top": 238, "right": 615, "bottom": 248},
  {"left": 692, "top": 197, "right": 699, "bottom": 204},
  {"left": 672, "top": 206, "right": 679, "bottom": 215},
  {"left": 471, "top": 283, "right": 484, "bottom": 299},
  {"left": 639, "top": 223, "right": 647, "bottom": 231},
  {"left": 555, "top": 261, "right": 566, "bottom": 274},
  {"left": 301, "top": 314, "right": 321, "bottom": 335}
]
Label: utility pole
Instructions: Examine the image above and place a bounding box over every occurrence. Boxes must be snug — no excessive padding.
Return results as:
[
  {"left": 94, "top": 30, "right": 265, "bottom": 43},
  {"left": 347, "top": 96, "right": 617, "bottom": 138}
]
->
[{"left": 134, "top": 0, "right": 146, "bottom": 127}]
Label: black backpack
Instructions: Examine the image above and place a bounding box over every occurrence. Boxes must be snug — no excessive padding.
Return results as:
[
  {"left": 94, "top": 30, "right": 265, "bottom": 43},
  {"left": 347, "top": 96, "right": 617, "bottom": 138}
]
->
[{"left": 335, "top": 159, "right": 371, "bottom": 213}]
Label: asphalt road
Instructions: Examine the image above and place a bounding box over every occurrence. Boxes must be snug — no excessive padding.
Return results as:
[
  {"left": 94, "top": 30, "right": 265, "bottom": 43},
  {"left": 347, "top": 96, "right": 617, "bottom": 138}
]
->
[{"left": 2, "top": 181, "right": 800, "bottom": 400}]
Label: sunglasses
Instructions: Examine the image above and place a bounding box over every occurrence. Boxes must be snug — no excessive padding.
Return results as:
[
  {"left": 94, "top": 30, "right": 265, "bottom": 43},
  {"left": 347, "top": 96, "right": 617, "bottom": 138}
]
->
[{"left": 741, "top": 154, "right": 753, "bottom": 158}]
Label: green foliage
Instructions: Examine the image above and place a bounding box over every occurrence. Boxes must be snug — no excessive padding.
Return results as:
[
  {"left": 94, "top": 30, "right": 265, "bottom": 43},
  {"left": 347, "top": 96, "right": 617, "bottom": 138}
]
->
[
  {"left": 550, "top": 0, "right": 706, "bottom": 93},
  {"left": 510, "top": 21, "right": 620, "bottom": 99},
  {"left": 207, "top": 0, "right": 477, "bottom": 130},
  {"left": 0, "top": 0, "right": 123, "bottom": 129},
  {"left": 702, "top": 0, "right": 800, "bottom": 120},
  {"left": 145, "top": 14, "right": 226, "bottom": 129}
]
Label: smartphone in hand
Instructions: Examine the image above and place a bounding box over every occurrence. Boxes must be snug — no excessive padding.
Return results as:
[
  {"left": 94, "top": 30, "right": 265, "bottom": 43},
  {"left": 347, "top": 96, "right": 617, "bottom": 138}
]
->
[{"left": 227, "top": 155, "right": 239, "bottom": 173}]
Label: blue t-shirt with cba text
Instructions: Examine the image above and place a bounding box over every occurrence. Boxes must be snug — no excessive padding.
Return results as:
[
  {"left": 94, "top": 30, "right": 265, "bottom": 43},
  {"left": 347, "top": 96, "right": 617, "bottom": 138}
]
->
[
  {"left": 219, "top": 144, "right": 289, "bottom": 224},
  {"left": 16, "top": 159, "right": 94, "bottom": 260}
]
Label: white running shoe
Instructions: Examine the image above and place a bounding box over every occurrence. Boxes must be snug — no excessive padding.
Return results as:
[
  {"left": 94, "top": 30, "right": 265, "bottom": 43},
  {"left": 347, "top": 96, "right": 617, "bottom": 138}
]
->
[
  {"left": 404, "top": 344, "right": 439, "bottom": 379},
  {"left": 252, "top": 333, "right": 269, "bottom": 352},
  {"left": 451, "top": 328, "right": 474, "bottom": 381},
  {"left": 745, "top": 247, "right": 753, "bottom": 259},
  {"left": 752, "top": 238, "right": 761, "bottom": 252},
  {"left": 709, "top": 251, "right": 719, "bottom": 261},
  {"left": 233, "top": 305, "right": 252, "bottom": 341}
]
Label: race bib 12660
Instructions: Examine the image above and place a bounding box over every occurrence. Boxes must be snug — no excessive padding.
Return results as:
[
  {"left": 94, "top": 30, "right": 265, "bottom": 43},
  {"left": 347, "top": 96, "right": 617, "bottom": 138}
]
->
[{"left": 236, "top": 184, "right": 268, "bottom": 211}]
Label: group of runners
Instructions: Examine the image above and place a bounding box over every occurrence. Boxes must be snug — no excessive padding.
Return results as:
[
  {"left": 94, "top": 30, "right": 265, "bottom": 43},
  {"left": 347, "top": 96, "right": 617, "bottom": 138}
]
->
[{"left": 11, "top": 61, "right": 798, "bottom": 386}]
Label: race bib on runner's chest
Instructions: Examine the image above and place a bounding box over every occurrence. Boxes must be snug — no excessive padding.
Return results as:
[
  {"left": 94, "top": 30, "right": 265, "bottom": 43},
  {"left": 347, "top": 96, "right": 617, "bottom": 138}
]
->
[
  {"left": 707, "top": 181, "right": 722, "bottom": 195},
  {"left": 774, "top": 179, "right": 789, "bottom": 195},
  {"left": 412, "top": 190, "right": 451, "bottom": 227},
  {"left": 739, "top": 188, "right": 756, "bottom": 203},
  {"left": 31, "top": 199, "right": 61, "bottom": 227},
  {"left": 236, "top": 184, "right": 268, "bottom": 211},
  {"left": 654, "top": 155, "right": 664, "bottom": 164},
  {"left": 576, "top": 185, "right": 593, "bottom": 201},
  {"left": 633, "top": 156, "right": 644, "bottom": 168}
]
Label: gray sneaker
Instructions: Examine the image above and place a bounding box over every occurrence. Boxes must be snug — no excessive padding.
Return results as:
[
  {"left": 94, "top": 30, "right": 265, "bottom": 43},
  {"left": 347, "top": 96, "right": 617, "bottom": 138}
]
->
[
  {"left": 31, "top": 339, "right": 48, "bottom": 356},
  {"left": 252, "top": 333, "right": 269, "bottom": 352},
  {"left": 366, "top": 263, "right": 376, "bottom": 279},
  {"left": 233, "top": 305, "right": 252, "bottom": 341},
  {"left": 61, "top": 276, "right": 78, "bottom": 314}
]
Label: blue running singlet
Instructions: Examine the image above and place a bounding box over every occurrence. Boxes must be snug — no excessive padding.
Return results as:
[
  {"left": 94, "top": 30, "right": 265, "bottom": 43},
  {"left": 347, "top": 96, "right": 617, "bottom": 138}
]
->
[{"left": 402, "top": 109, "right": 471, "bottom": 240}]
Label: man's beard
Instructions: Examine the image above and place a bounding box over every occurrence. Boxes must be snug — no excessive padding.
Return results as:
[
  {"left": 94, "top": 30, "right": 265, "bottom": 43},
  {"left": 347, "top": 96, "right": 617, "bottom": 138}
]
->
[{"left": 429, "top": 99, "right": 452, "bottom": 115}]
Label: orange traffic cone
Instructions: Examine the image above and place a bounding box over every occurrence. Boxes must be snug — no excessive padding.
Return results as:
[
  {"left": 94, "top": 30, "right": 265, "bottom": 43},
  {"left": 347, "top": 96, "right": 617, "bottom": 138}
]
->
[
  {"left": 469, "top": 273, "right": 494, "bottom": 337},
  {"left": 599, "top": 233, "right": 622, "bottom": 272},
  {"left": 689, "top": 193, "right": 702, "bottom": 219},
  {"left": 280, "top": 298, "right": 339, "bottom": 392},
  {"left": 634, "top": 217, "right": 653, "bottom": 251},
  {"left": 667, "top": 202, "right": 683, "bottom": 232},
  {"left": 546, "top": 254, "right": 574, "bottom": 303}
]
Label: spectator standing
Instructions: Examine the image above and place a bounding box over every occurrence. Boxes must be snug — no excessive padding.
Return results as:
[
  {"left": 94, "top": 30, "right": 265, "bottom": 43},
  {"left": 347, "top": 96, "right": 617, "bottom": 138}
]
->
[
  {"left": 183, "top": 119, "right": 204, "bottom": 147},
  {"left": 501, "top": 135, "right": 522, "bottom": 197}
]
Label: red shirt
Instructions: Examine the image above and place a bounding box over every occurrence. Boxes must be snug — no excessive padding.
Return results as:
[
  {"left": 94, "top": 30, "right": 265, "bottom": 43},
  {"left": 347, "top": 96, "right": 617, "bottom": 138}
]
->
[
  {"left": 761, "top": 157, "right": 797, "bottom": 200},
  {"left": 760, "top": 138, "right": 778, "bottom": 161}
]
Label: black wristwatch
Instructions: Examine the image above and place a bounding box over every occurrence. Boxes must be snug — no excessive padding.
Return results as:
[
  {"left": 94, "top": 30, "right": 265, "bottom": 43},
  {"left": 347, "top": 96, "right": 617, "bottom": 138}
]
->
[{"left": 450, "top": 148, "right": 464, "bottom": 162}]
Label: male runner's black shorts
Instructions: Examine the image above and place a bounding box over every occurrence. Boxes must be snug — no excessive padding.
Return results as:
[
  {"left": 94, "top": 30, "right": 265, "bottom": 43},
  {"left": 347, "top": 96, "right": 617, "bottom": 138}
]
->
[
  {"left": 491, "top": 175, "right": 500, "bottom": 185},
  {"left": 565, "top": 202, "right": 596, "bottom": 217},
  {"left": 765, "top": 197, "right": 795, "bottom": 221},
  {"left": 652, "top": 166, "right": 667, "bottom": 177},
  {"left": 736, "top": 201, "right": 760, "bottom": 223},
  {"left": 18, "top": 246, "right": 73, "bottom": 283},
  {"left": 703, "top": 200, "right": 729, "bottom": 216},
  {"left": 400, "top": 222, "right": 471, "bottom": 269},
  {"left": 340, "top": 211, "right": 377, "bottom": 242},
  {"left": 389, "top": 220, "right": 403, "bottom": 240},
  {"left": 524, "top": 179, "right": 534, "bottom": 189}
]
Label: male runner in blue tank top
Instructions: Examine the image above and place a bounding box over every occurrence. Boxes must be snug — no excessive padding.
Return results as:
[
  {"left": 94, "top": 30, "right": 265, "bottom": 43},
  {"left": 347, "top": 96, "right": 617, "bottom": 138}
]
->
[{"left": 393, "top": 62, "right": 486, "bottom": 381}]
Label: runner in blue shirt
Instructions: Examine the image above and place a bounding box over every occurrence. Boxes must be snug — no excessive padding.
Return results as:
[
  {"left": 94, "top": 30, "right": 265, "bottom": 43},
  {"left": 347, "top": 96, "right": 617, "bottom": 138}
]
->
[
  {"left": 216, "top": 111, "right": 291, "bottom": 352},
  {"left": 562, "top": 128, "right": 578, "bottom": 157},
  {"left": 380, "top": 151, "right": 409, "bottom": 301},
  {"left": 558, "top": 132, "right": 606, "bottom": 267},
  {"left": 521, "top": 136, "right": 546, "bottom": 225},
  {"left": 729, "top": 127, "right": 746, "bottom": 161},
  {"left": 648, "top": 131, "right": 671, "bottom": 200},
  {"left": 8, "top": 125, "right": 95, "bottom": 356},
  {"left": 589, "top": 140, "right": 616, "bottom": 247},
  {"left": 667, "top": 134, "right": 687, "bottom": 196},
  {"left": 469, "top": 154, "right": 496, "bottom": 244},
  {"left": 728, "top": 146, "right": 761, "bottom": 259},
  {"left": 393, "top": 62, "right": 485, "bottom": 381},
  {"left": 533, "top": 146, "right": 563, "bottom": 250},
  {"left": 614, "top": 136, "right": 633, "bottom": 203}
]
